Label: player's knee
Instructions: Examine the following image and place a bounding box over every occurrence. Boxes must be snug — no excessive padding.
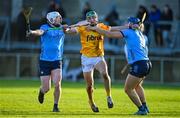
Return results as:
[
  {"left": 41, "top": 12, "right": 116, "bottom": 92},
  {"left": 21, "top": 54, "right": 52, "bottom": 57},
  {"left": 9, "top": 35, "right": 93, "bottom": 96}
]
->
[
  {"left": 135, "top": 84, "right": 141, "bottom": 89},
  {"left": 44, "top": 87, "right": 50, "bottom": 93},
  {"left": 54, "top": 82, "right": 60, "bottom": 89},
  {"left": 87, "top": 84, "right": 93, "bottom": 90},
  {"left": 102, "top": 72, "right": 110, "bottom": 80},
  {"left": 124, "top": 86, "right": 131, "bottom": 94},
  {"left": 124, "top": 88, "right": 128, "bottom": 94},
  {"left": 99, "top": 69, "right": 106, "bottom": 75},
  {"left": 54, "top": 86, "right": 60, "bottom": 92}
]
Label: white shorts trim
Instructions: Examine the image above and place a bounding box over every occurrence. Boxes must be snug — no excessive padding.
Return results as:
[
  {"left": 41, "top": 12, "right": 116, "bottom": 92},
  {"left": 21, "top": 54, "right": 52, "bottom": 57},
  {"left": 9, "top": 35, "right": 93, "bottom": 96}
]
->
[{"left": 81, "top": 55, "right": 105, "bottom": 72}]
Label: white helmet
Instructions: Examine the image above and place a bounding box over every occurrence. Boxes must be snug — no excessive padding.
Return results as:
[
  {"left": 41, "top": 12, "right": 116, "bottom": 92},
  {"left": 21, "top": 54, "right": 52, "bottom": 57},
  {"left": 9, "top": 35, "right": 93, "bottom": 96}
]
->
[{"left": 46, "top": 11, "right": 61, "bottom": 24}]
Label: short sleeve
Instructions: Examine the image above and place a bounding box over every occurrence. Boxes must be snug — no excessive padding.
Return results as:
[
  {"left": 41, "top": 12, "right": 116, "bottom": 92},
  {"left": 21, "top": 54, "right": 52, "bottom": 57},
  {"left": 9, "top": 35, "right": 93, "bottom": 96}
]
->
[
  {"left": 40, "top": 25, "right": 48, "bottom": 31},
  {"left": 76, "top": 26, "right": 83, "bottom": 33},
  {"left": 121, "top": 29, "right": 129, "bottom": 38},
  {"left": 98, "top": 23, "right": 111, "bottom": 31}
]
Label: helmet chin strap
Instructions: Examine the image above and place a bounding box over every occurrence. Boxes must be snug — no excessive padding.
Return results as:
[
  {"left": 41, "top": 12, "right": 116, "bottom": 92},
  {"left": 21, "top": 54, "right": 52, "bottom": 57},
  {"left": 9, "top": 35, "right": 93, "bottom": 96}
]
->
[
  {"left": 47, "top": 20, "right": 61, "bottom": 27},
  {"left": 54, "top": 24, "right": 61, "bottom": 27}
]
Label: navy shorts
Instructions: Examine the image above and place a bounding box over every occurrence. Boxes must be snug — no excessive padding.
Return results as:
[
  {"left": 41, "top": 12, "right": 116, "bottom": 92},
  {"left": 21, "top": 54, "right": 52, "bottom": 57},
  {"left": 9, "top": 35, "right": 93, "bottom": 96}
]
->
[
  {"left": 129, "top": 60, "right": 152, "bottom": 78},
  {"left": 39, "top": 60, "right": 62, "bottom": 76}
]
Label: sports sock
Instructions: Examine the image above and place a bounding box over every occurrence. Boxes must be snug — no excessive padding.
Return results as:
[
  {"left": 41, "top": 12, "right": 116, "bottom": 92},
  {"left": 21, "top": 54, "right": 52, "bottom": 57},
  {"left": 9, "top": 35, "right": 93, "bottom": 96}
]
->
[
  {"left": 138, "top": 105, "right": 145, "bottom": 111},
  {"left": 54, "top": 103, "right": 58, "bottom": 108},
  {"left": 142, "top": 102, "right": 147, "bottom": 107}
]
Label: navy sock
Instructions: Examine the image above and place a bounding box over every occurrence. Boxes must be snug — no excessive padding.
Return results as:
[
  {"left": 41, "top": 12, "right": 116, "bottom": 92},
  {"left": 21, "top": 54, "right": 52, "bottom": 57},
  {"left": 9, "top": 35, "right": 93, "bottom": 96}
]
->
[
  {"left": 138, "top": 105, "right": 145, "bottom": 111},
  {"left": 142, "top": 102, "right": 147, "bottom": 107},
  {"left": 54, "top": 104, "right": 58, "bottom": 108}
]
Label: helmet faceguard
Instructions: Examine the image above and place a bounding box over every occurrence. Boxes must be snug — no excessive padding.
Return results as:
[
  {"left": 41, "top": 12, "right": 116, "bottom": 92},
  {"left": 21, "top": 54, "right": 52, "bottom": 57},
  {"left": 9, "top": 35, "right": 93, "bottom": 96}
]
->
[
  {"left": 46, "top": 11, "right": 62, "bottom": 27},
  {"left": 86, "top": 11, "right": 98, "bottom": 26},
  {"left": 127, "top": 17, "right": 141, "bottom": 30}
]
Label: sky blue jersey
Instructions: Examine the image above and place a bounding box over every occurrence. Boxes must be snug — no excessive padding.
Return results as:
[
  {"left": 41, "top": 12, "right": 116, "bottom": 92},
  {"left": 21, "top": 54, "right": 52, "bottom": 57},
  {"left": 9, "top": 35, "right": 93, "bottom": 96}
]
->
[
  {"left": 121, "top": 29, "right": 149, "bottom": 64},
  {"left": 40, "top": 24, "right": 65, "bottom": 61}
]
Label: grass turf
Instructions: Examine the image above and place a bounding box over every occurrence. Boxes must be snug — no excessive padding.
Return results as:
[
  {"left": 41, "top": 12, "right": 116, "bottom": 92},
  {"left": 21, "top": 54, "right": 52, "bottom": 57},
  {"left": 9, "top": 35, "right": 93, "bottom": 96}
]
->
[{"left": 0, "top": 79, "right": 180, "bottom": 118}]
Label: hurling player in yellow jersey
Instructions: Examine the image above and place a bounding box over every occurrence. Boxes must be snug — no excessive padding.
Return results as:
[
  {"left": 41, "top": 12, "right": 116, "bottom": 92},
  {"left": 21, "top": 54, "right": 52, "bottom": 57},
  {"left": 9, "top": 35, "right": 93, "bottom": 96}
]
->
[
  {"left": 66, "top": 11, "right": 113, "bottom": 112},
  {"left": 66, "top": 11, "right": 129, "bottom": 112}
]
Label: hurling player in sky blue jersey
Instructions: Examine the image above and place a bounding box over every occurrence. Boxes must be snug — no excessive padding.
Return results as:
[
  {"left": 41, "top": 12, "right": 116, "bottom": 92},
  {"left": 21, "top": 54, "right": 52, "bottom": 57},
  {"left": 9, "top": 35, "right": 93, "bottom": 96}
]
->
[
  {"left": 87, "top": 17, "right": 152, "bottom": 115},
  {"left": 28, "top": 11, "right": 65, "bottom": 112}
]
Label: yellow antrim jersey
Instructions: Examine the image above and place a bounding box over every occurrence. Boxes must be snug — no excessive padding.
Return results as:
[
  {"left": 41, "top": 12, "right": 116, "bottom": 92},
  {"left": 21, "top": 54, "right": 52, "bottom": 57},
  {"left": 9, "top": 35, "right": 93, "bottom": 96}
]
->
[{"left": 77, "top": 23, "right": 110, "bottom": 57}]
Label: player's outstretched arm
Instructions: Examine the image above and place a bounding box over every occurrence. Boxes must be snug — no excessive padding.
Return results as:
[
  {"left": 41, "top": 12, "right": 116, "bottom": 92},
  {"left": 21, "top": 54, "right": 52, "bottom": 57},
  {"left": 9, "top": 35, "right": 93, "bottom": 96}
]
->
[
  {"left": 65, "top": 20, "right": 89, "bottom": 34},
  {"left": 71, "top": 20, "right": 89, "bottom": 27},
  {"left": 27, "top": 29, "right": 44, "bottom": 37},
  {"left": 87, "top": 26, "right": 124, "bottom": 39},
  {"left": 111, "top": 25, "right": 129, "bottom": 31},
  {"left": 110, "top": 23, "right": 140, "bottom": 31},
  {"left": 65, "top": 27, "right": 78, "bottom": 34}
]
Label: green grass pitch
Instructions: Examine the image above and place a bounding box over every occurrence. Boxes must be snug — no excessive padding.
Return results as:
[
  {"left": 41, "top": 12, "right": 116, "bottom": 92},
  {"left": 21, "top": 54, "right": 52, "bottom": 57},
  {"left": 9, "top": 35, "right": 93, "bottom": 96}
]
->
[{"left": 0, "top": 79, "right": 180, "bottom": 118}]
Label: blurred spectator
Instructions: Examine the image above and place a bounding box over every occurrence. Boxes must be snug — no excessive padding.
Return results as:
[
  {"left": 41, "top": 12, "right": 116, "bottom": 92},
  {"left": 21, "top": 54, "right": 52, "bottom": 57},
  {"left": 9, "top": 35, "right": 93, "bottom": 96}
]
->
[
  {"left": 47, "top": 0, "right": 69, "bottom": 24},
  {"left": 160, "top": 4, "right": 173, "bottom": 47},
  {"left": 47, "top": 0, "right": 65, "bottom": 17},
  {"left": 55, "top": 4, "right": 66, "bottom": 22},
  {"left": 16, "top": 7, "right": 27, "bottom": 41},
  {"left": 136, "top": 5, "right": 150, "bottom": 36},
  {"left": 82, "top": 2, "right": 92, "bottom": 20},
  {"left": 149, "top": 4, "right": 162, "bottom": 47},
  {"left": 105, "top": 6, "right": 119, "bottom": 45},
  {"left": 54, "top": 0, "right": 61, "bottom": 5},
  {"left": 105, "top": 6, "right": 119, "bottom": 26},
  {"left": 47, "top": 0, "right": 56, "bottom": 13}
]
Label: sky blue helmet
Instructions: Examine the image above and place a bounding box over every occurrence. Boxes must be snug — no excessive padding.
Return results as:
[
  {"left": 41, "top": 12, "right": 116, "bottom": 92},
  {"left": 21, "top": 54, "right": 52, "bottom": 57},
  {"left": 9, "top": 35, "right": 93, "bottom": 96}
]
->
[
  {"left": 46, "top": 11, "right": 61, "bottom": 24},
  {"left": 127, "top": 17, "right": 140, "bottom": 24}
]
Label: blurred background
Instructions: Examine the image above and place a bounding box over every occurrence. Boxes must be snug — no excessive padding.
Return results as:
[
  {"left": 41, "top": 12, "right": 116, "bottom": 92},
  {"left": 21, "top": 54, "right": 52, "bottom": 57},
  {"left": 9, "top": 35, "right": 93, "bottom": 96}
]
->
[{"left": 0, "top": 0, "right": 180, "bottom": 84}]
